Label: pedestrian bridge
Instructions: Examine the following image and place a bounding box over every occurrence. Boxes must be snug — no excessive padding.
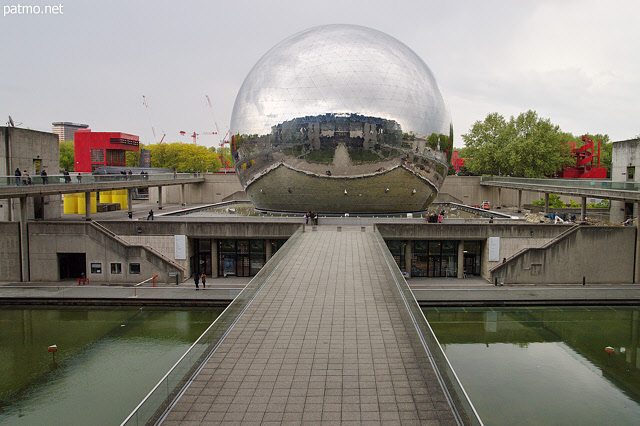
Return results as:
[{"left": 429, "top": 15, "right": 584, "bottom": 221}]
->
[
  {"left": 123, "top": 226, "right": 481, "bottom": 425},
  {"left": 480, "top": 176, "right": 640, "bottom": 202},
  {"left": 0, "top": 172, "right": 204, "bottom": 201}
]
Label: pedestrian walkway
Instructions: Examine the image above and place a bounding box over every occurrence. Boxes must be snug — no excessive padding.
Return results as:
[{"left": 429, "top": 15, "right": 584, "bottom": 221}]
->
[{"left": 160, "top": 226, "right": 460, "bottom": 424}]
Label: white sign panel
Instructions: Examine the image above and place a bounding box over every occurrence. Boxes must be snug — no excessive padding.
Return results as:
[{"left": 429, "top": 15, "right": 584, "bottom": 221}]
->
[
  {"left": 488, "top": 237, "right": 500, "bottom": 262},
  {"left": 174, "top": 235, "right": 187, "bottom": 260}
]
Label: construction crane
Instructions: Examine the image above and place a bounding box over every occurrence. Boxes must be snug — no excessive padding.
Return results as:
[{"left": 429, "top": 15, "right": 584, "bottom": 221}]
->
[
  {"left": 206, "top": 95, "right": 232, "bottom": 147},
  {"left": 142, "top": 95, "right": 165, "bottom": 143},
  {"left": 180, "top": 131, "right": 199, "bottom": 145}
]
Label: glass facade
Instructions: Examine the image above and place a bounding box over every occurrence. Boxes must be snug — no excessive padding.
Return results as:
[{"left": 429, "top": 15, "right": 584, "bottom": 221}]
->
[
  {"left": 386, "top": 240, "right": 482, "bottom": 278},
  {"left": 215, "top": 239, "right": 288, "bottom": 278}
]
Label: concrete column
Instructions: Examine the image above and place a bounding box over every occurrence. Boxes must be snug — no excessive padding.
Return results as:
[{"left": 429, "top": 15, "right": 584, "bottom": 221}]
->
[
  {"left": 211, "top": 239, "right": 218, "bottom": 278},
  {"left": 610, "top": 199, "right": 625, "bottom": 223},
  {"left": 517, "top": 190, "right": 523, "bottom": 213},
  {"left": 127, "top": 189, "right": 133, "bottom": 215},
  {"left": 497, "top": 188, "right": 502, "bottom": 208},
  {"left": 457, "top": 240, "right": 464, "bottom": 279},
  {"left": 19, "top": 196, "right": 29, "bottom": 282},
  {"left": 84, "top": 191, "right": 91, "bottom": 221},
  {"left": 544, "top": 193, "right": 550, "bottom": 214},
  {"left": 636, "top": 201, "right": 640, "bottom": 284},
  {"left": 581, "top": 196, "right": 587, "bottom": 220},
  {"left": 158, "top": 186, "right": 163, "bottom": 210},
  {"left": 10, "top": 198, "right": 16, "bottom": 222},
  {"left": 265, "top": 239, "right": 272, "bottom": 262},
  {"left": 180, "top": 184, "right": 185, "bottom": 206},
  {"left": 404, "top": 241, "right": 412, "bottom": 278}
]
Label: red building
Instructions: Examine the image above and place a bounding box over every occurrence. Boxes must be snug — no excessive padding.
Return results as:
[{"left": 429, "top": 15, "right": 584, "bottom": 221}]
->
[{"left": 74, "top": 130, "right": 140, "bottom": 172}]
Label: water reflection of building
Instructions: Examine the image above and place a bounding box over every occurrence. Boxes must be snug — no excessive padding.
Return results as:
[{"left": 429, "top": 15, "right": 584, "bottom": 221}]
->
[{"left": 427, "top": 307, "right": 640, "bottom": 399}]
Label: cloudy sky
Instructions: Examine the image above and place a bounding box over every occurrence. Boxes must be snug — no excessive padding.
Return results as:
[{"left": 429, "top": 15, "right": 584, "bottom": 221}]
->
[{"left": 1, "top": 0, "right": 638, "bottom": 148}]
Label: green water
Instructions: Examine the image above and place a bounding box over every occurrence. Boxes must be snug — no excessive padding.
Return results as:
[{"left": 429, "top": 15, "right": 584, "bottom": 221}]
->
[
  {"left": 0, "top": 306, "right": 223, "bottom": 425},
  {"left": 424, "top": 306, "right": 640, "bottom": 425}
]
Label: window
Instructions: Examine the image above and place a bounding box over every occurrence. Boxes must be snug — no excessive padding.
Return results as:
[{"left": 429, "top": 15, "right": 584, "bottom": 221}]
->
[
  {"left": 111, "top": 263, "right": 122, "bottom": 274},
  {"left": 627, "top": 166, "right": 635, "bottom": 181},
  {"left": 106, "top": 149, "right": 126, "bottom": 165},
  {"left": 90, "top": 263, "right": 102, "bottom": 274},
  {"left": 90, "top": 149, "right": 105, "bottom": 162},
  {"left": 129, "top": 263, "right": 141, "bottom": 274}
]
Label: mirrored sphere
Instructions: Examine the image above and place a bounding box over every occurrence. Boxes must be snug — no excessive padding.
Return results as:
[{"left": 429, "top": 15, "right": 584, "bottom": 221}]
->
[{"left": 231, "top": 24, "right": 452, "bottom": 213}]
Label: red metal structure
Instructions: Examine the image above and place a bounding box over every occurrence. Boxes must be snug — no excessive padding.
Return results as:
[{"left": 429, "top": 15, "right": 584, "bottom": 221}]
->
[
  {"left": 451, "top": 150, "right": 466, "bottom": 173},
  {"left": 74, "top": 130, "right": 140, "bottom": 172},
  {"left": 558, "top": 136, "right": 607, "bottom": 179}
]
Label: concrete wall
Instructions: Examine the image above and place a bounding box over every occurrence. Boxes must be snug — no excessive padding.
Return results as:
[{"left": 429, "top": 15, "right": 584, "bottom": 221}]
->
[
  {"left": 437, "top": 176, "right": 572, "bottom": 209},
  {"left": 376, "top": 223, "right": 570, "bottom": 240},
  {"left": 491, "top": 226, "right": 636, "bottom": 284},
  {"left": 0, "top": 222, "right": 21, "bottom": 281},
  {"left": 0, "top": 127, "right": 61, "bottom": 221},
  {"left": 119, "top": 235, "right": 188, "bottom": 272},
  {"left": 99, "top": 220, "right": 301, "bottom": 239},
  {"left": 29, "top": 222, "right": 184, "bottom": 284},
  {"left": 149, "top": 173, "right": 245, "bottom": 206},
  {"left": 610, "top": 138, "right": 640, "bottom": 222},
  {"left": 481, "top": 237, "right": 552, "bottom": 279}
]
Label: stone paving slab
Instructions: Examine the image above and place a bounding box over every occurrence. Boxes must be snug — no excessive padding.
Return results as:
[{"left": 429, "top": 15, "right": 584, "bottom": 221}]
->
[{"left": 162, "top": 226, "right": 457, "bottom": 425}]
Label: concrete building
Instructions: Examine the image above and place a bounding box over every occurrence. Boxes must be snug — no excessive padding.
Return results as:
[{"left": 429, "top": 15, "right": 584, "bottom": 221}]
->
[
  {"left": 51, "top": 121, "right": 89, "bottom": 141},
  {"left": 610, "top": 138, "right": 640, "bottom": 223},
  {"left": 0, "top": 126, "right": 61, "bottom": 222}
]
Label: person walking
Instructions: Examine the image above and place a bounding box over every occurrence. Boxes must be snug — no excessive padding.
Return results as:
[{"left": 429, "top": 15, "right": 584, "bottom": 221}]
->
[
  {"left": 201, "top": 272, "right": 206, "bottom": 289},
  {"left": 41, "top": 169, "right": 48, "bottom": 184},
  {"left": 194, "top": 272, "right": 200, "bottom": 290},
  {"left": 14, "top": 168, "right": 21, "bottom": 186},
  {"left": 147, "top": 209, "right": 154, "bottom": 220}
]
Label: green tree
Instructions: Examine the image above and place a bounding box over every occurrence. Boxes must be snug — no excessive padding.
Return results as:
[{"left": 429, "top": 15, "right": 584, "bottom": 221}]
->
[
  {"left": 427, "top": 133, "right": 439, "bottom": 150},
  {"left": 59, "top": 140, "right": 74, "bottom": 172},
  {"left": 126, "top": 150, "right": 141, "bottom": 167},
  {"left": 147, "top": 142, "right": 221, "bottom": 172},
  {"left": 461, "top": 112, "right": 510, "bottom": 176},
  {"left": 212, "top": 146, "right": 232, "bottom": 168},
  {"left": 462, "top": 110, "right": 572, "bottom": 177},
  {"left": 532, "top": 193, "right": 565, "bottom": 208}
]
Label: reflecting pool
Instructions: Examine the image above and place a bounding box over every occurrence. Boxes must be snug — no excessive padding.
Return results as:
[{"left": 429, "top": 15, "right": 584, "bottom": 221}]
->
[
  {"left": 0, "top": 306, "right": 223, "bottom": 425},
  {"left": 423, "top": 306, "right": 640, "bottom": 425}
]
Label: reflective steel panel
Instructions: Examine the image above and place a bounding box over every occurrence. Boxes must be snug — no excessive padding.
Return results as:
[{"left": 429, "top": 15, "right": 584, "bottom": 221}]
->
[{"left": 230, "top": 24, "right": 452, "bottom": 213}]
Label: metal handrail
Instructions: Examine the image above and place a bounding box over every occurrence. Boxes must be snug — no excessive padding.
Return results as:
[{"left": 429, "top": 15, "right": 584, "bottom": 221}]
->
[
  {"left": 120, "top": 227, "right": 303, "bottom": 426},
  {"left": 374, "top": 230, "right": 483, "bottom": 425},
  {"left": 0, "top": 172, "right": 202, "bottom": 187}
]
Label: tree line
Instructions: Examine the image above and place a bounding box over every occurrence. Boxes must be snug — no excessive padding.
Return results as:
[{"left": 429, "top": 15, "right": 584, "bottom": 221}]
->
[
  {"left": 59, "top": 141, "right": 227, "bottom": 173},
  {"left": 457, "top": 110, "right": 612, "bottom": 178}
]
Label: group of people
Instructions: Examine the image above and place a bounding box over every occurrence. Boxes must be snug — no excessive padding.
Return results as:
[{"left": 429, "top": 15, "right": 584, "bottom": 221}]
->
[
  {"left": 426, "top": 209, "right": 445, "bottom": 223},
  {"left": 305, "top": 211, "right": 318, "bottom": 225},
  {"left": 193, "top": 272, "right": 206, "bottom": 290},
  {"left": 14, "top": 167, "right": 49, "bottom": 185}
]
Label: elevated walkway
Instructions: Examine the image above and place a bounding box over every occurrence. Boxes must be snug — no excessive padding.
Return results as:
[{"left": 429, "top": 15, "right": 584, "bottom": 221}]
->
[{"left": 152, "top": 226, "right": 477, "bottom": 424}]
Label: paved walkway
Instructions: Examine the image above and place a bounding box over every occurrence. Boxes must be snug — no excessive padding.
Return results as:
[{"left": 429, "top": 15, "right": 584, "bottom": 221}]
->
[{"left": 162, "top": 226, "right": 456, "bottom": 425}]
